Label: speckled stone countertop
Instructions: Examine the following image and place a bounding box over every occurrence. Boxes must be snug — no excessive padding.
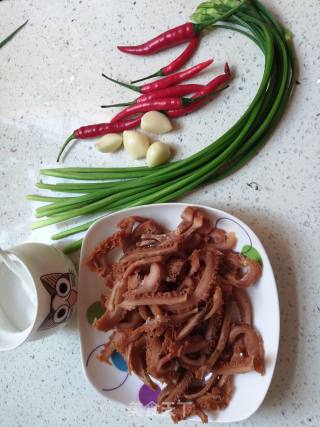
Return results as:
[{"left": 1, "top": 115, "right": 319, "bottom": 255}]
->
[{"left": 1, "top": 0, "right": 319, "bottom": 426}]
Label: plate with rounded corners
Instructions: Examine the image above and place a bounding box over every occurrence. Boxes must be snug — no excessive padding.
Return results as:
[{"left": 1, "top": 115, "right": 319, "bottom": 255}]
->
[{"left": 78, "top": 203, "right": 279, "bottom": 423}]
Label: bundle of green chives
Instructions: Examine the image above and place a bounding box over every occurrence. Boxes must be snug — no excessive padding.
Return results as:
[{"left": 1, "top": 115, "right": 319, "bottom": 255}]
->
[{"left": 28, "top": 0, "right": 296, "bottom": 254}]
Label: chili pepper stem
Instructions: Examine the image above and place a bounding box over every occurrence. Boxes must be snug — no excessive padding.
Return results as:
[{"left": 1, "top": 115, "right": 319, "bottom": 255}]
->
[
  {"left": 101, "top": 101, "right": 135, "bottom": 108},
  {"left": 182, "top": 97, "right": 198, "bottom": 106},
  {"left": 131, "top": 70, "right": 163, "bottom": 84},
  {"left": 57, "top": 133, "right": 76, "bottom": 162},
  {"left": 101, "top": 73, "right": 140, "bottom": 93},
  {"left": 224, "top": 62, "right": 231, "bottom": 75}
]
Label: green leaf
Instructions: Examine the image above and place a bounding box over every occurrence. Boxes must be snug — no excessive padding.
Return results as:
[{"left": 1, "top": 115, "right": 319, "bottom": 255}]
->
[
  {"left": 86, "top": 301, "right": 106, "bottom": 325},
  {"left": 241, "top": 245, "right": 263, "bottom": 265},
  {"left": 191, "top": 0, "right": 246, "bottom": 26},
  {"left": 0, "top": 20, "right": 28, "bottom": 49}
]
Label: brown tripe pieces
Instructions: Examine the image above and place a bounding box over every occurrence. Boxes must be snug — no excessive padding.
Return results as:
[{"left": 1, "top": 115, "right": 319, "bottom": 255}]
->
[{"left": 87, "top": 207, "right": 264, "bottom": 423}]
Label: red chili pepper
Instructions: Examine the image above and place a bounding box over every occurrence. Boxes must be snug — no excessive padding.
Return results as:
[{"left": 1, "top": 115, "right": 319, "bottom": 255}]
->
[
  {"left": 74, "top": 117, "right": 141, "bottom": 138},
  {"left": 162, "top": 35, "right": 200, "bottom": 75},
  {"left": 57, "top": 117, "right": 141, "bottom": 162},
  {"left": 102, "top": 59, "right": 213, "bottom": 94},
  {"left": 110, "top": 97, "right": 196, "bottom": 124},
  {"left": 100, "top": 84, "right": 204, "bottom": 108},
  {"left": 136, "top": 83, "right": 204, "bottom": 103},
  {"left": 117, "top": 22, "right": 202, "bottom": 56},
  {"left": 131, "top": 35, "right": 200, "bottom": 84},
  {"left": 167, "top": 64, "right": 231, "bottom": 119},
  {"left": 190, "top": 63, "right": 231, "bottom": 98}
]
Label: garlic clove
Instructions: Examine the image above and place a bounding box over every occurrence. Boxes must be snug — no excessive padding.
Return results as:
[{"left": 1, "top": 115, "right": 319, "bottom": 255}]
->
[
  {"left": 123, "top": 130, "right": 150, "bottom": 159},
  {"left": 95, "top": 133, "right": 123, "bottom": 153},
  {"left": 141, "top": 111, "right": 173, "bottom": 134},
  {"left": 146, "top": 141, "right": 171, "bottom": 167}
]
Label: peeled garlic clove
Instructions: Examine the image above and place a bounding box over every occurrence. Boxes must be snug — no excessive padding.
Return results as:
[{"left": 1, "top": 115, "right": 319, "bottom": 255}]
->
[
  {"left": 123, "top": 130, "right": 150, "bottom": 159},
  {"left": 141, "top": 111, "right": 173, "bottom": 134},
  {"left": 95, "top": 133, "right": 123, "bottom": 153},
  {"left": 146, "top": 141, "right": 171, "bottom": 167}
]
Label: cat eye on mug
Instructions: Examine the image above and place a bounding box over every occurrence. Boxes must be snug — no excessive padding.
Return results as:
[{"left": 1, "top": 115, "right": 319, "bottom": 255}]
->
[{"left": 0, "top": 243, "right": 77, "bottom": 351}]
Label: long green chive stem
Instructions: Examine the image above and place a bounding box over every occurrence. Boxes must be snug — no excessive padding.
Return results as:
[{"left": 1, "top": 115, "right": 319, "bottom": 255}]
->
[
  {"left": 27, "top": 195, "right": 72, "bottom": 203},
  {"left": 40, "top": 168, "right": 146, "bottom": 180},
  {"left": 51, "top": 220, "right": 98, "bottom": 240},
  {"left": 63, "top": 239, "right": 83, "bottom": 254},
  {"left": 56, "top": 134, "right": 75, "bottom": 162},
  {"left": 41, "top": 166, "right": 150, "bottom": 174}
]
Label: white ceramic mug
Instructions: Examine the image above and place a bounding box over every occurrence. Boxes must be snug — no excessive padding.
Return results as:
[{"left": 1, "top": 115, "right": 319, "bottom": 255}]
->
[{"left": 0, "top": 242, "right": 77, "bottom": 351}]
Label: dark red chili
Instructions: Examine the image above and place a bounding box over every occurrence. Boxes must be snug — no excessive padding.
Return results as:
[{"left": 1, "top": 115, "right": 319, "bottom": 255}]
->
[
  {"left": 117, "top": 22, "right": 202, "bottom": 56},
  {"left": 100, "top": 84, "right": 204, "bottom": 108},
  {"left": 74, "top": 117, "right": 142, "bottom": 138},
  {"left": 110, "top": 97, "right": 195, "bottom": 124},
  {"left": 102, "top": 59, "right": 213, "bottom": 94},
  {"left": 167, "top": 64, "right": 231, "bottom": 119},
  {"left": 141, "top": 59, "right": 213, "bottom": 93},
  {"left": 162, "top": 35, "right": 200, "bottom": 75},
  {"left": 190, "top": 63, "right": 231, "bottom": 98},
  {"left": 131, "top": 35, "right": 200, "bottom": 83},
  {"left": 57, "top": 117, "right": 141, "bottom": 162},
  {"left": 136, "top": 83, "right": 203, "bottom": 102}
]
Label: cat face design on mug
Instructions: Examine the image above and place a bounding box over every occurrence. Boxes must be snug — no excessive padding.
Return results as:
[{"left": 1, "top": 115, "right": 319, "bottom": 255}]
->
[{"left": 38, "top": 271, "right": 77, "bottom": 331}]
